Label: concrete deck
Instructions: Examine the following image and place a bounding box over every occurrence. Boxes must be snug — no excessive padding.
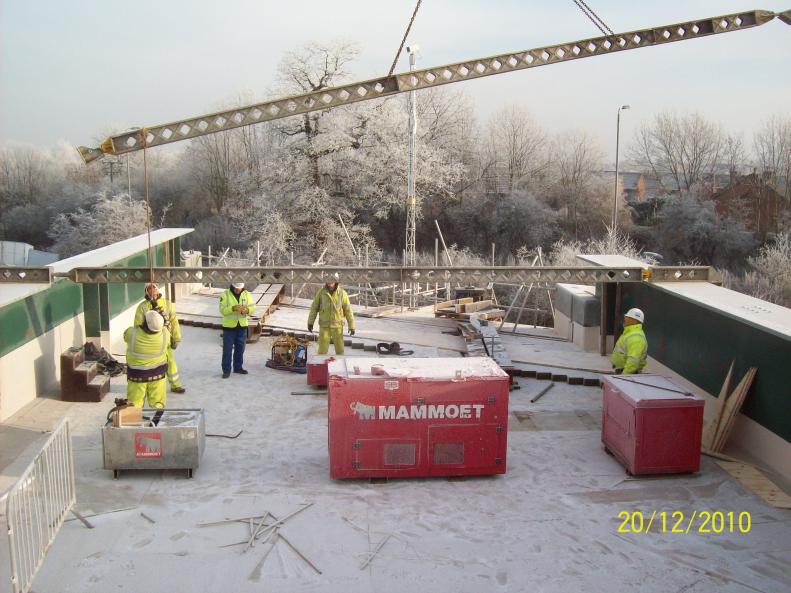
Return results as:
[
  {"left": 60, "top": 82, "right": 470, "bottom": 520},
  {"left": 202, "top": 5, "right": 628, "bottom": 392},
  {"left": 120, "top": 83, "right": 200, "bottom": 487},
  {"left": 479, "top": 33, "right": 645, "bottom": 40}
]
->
[{"left": 3, "top": 308, "right": 791, "bottom": 593}]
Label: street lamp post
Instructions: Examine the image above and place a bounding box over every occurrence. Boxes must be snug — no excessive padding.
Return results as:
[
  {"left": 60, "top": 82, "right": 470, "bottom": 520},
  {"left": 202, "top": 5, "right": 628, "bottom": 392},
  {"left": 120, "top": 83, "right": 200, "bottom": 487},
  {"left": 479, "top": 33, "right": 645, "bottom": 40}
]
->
[{"left": 612, "top": 104, "right": 630, "bottom": 231}]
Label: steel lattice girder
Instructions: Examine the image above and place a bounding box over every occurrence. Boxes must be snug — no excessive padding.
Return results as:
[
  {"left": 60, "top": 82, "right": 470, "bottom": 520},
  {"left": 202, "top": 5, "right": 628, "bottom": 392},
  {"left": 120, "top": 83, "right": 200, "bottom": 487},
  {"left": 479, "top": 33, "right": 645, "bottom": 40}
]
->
[
  {"left": 82, "top": 9, "right": 782, "bottom": 159},
  {"left": 0, "top": 267, "right": 53, "bottom": 283},
  {"left": 60, "top": 266, "right": 717, "bottom": 285}
]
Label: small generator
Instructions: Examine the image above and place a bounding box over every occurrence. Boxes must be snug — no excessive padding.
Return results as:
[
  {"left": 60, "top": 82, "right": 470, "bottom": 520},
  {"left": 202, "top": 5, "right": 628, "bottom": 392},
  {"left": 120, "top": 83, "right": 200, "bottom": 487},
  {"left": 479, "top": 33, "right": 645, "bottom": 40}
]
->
[{"left": 266, "top": 334, "right": 308, "bottom": 373}]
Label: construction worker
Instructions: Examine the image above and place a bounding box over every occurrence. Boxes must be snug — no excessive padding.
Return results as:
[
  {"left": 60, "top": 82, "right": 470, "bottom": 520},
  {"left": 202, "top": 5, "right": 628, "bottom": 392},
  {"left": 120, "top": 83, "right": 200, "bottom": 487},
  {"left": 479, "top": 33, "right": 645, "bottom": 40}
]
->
[
  {"left": 125, "top": 310, "right": 170, "bottom": 408},
  {"left": 611, "top": 308, "right": 648, "bottom": 375},
  {"left": 135, "top": 282, "right": 186, "bottom": 393},
  {"left": 307, "top": 273, "right": 355, "bottom": 355},
  {"left": 219, "top": 281, "right": 256, "bottom": 378}
]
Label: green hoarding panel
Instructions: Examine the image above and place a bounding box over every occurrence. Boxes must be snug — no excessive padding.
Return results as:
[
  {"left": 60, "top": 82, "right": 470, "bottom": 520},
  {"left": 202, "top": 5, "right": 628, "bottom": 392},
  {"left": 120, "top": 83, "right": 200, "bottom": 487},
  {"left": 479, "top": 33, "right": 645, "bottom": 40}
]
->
[
  {"left": 621, "top": 283, "right": 791, "bottom": 444},
  {"left": 107, "top": 245, "right": 165, "bottom": 318},
  {"left": 0, "top": 279, "right": 83, "bottom": 358}
]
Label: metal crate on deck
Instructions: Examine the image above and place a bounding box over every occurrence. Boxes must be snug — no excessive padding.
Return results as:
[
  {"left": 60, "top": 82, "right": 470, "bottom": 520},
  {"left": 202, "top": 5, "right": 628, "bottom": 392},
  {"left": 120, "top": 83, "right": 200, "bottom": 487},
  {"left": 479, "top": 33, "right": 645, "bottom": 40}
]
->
[
  {"left": 602, "top": 376, "right": 704, "bottom": 475},
  {"left": 102, "top": 408, "right": 205, "bottom": 479}
]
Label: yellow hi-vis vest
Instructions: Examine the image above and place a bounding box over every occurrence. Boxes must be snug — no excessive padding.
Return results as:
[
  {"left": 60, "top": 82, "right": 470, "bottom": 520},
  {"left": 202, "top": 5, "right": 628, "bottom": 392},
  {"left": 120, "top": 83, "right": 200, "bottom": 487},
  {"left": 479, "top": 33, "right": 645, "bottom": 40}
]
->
[
  {"left": 125, "top": 326, "right": 170, "bottom": 382},
  {"left": 219, "top": 289, "right": 256, "bottom": 328},
  {"left": 611, "top": 324, "right": 648, "bottom": 374},
  {"left": 135, "top": 296, "right": 181, "bottom": 343},
  {"left": 308, "top": 286, "right": 355, "bottom": 330}
]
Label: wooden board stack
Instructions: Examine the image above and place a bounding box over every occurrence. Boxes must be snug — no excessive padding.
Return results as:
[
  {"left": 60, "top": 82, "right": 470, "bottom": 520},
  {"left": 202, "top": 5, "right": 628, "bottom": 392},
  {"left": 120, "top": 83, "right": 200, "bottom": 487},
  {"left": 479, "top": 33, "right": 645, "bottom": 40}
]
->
[
  {"left": 435, "top": 298, "right": 505, "bottom": 321},
  {"left": 702, "top": 364, "right": 757, "bottom": 453}
]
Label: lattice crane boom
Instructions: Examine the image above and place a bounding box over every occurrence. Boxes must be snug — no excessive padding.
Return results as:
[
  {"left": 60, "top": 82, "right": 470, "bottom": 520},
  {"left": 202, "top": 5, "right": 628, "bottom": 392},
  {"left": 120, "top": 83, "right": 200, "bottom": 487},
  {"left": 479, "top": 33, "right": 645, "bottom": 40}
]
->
[{"left": 78, "top": 8, "right": 789, "bottom": 163}]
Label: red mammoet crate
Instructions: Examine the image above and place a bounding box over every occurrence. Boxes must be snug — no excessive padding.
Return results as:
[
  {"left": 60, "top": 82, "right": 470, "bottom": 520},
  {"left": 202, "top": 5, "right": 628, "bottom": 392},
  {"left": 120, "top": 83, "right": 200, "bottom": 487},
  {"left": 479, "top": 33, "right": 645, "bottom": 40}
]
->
[
  {"left": 327, "top": 357, "right": 509, "bottom": 479},
  {"left": 307, "top": 355, "right": 337, "bottom": 387},
  {"left": 602, "top": 375, "right": 704, "bottom": 475}
]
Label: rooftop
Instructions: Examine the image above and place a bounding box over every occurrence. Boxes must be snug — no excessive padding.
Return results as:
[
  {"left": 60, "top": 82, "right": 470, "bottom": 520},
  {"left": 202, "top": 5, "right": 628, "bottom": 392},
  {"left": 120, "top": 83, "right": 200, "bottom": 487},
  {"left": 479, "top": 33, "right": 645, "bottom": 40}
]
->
[{"left": 3, "top": 303, "right": 790, "bottom": 593}]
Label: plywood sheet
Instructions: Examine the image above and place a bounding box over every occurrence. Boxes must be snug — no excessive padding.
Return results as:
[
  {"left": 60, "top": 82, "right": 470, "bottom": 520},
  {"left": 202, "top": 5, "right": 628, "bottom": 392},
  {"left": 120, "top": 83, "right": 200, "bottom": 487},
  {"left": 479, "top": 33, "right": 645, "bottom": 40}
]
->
[{"left": 716, "top": 461, "right": 791, "bottom": 509}]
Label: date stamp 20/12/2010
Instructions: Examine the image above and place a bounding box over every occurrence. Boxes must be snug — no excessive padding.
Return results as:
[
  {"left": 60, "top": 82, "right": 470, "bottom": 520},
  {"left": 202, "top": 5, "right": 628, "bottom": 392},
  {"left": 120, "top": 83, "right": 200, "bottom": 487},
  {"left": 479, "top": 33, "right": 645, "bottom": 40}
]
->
[{"left": 617, "top": 511, "right": 751, "bottom": 534}]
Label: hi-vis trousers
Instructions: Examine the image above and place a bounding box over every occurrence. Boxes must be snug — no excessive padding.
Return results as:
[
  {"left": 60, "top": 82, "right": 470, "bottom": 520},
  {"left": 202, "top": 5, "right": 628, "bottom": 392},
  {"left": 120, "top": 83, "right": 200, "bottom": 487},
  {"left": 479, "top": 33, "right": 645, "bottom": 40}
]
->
[
  {"left": 317, "top": 327, "right": 344, "bottom": 355},
  {"left": 127, "top": 378, "right": 166, "bottom": 409},
  {"left": 167, "top": 348, "right": 183, "bottom": 389}
]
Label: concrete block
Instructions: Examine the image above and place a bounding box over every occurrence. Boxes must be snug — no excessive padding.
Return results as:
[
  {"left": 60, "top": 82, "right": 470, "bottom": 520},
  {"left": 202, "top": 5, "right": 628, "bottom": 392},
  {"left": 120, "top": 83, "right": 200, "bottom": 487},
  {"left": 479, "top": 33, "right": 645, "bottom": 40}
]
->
[{"left": 571, "top": 293, "right": 600, "bottom": 327}]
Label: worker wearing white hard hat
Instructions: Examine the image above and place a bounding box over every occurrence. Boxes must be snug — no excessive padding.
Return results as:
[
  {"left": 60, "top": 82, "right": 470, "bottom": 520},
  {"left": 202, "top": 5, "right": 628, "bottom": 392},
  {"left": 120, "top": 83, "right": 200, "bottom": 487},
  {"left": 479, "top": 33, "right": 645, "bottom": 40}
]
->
[
  {"left": 124, "top": 310, "right": 171, "bottom": 408},
  {"left": 308, "top": 272, "right": 356, "bottom": 355},
  {"left": 134, "top": 282, "right": 186, "bottom": 393},
  {"left": 218, "top": 281, "right": 257, "bottom": 378},
  {"left": 611, "top": 308, "right": 648, "bottom": 375}
]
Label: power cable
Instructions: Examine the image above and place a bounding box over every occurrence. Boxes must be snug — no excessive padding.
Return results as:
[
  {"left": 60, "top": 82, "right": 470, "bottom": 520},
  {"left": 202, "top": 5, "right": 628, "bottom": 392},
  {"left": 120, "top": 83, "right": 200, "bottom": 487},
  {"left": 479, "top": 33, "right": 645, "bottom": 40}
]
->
[{"left": 388, "top": 0, "right": 423, "bottom": 77}]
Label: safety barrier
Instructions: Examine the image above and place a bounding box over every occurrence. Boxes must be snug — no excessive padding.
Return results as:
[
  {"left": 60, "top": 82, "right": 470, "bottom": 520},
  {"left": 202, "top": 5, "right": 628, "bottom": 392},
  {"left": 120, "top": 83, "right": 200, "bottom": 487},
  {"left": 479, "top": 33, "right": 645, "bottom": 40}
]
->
[{"left": 4, "top": 419, "right": 75, "bottom": 593}]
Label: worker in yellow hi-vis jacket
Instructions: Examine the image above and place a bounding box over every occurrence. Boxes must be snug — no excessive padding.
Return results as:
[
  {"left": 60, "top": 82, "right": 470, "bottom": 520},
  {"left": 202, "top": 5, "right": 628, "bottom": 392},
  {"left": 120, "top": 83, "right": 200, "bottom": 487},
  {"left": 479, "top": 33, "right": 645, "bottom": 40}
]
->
[
  {"left": 135, "top": 282, "right": 185, "bottom": 393},
  {"left": 307, "top": 273, "right": 355, "bottom": 355},
  {"left": 219, "top": 282, "right": 257, "bottom": 378},
  {"left": 611, "top": 308, "right": 648, "bottom": 375},
  {"left": 125, "top": 310, "right": 171, "bottom": 408}
]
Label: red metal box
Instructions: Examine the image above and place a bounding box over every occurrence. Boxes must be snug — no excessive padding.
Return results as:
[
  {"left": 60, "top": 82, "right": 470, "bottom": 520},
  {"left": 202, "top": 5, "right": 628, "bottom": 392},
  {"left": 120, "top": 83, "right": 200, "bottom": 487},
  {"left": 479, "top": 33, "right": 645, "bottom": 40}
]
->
[
  {"left": 328, "top": 357, "right": 509, "bottom": 479},
  {"left": 602, "top": 375, "right": 704, "bottom": 475},
  {"left": 307, "top": 355, "right": 337, "bottom": 387}
]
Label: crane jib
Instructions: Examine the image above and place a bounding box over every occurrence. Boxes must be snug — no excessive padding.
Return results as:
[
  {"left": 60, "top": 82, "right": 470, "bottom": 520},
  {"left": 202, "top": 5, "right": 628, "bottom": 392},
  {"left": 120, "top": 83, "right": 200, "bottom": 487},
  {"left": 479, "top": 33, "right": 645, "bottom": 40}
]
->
[{"left": 78, "top": 9, "right": 788, "bottom": 163}]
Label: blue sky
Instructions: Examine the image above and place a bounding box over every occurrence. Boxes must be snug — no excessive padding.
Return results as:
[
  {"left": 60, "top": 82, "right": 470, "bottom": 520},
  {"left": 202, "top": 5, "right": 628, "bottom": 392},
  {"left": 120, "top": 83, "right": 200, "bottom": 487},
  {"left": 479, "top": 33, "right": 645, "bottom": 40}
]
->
[{"left": 1, "top": 0, "right": 789, "bottom": 157}]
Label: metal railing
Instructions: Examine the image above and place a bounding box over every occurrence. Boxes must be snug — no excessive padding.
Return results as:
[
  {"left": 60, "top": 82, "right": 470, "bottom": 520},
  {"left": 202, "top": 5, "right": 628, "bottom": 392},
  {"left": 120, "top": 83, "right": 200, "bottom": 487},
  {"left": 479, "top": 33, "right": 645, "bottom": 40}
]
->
[{"left": 4, "top": 419, "right": 76, "bottom": 593}]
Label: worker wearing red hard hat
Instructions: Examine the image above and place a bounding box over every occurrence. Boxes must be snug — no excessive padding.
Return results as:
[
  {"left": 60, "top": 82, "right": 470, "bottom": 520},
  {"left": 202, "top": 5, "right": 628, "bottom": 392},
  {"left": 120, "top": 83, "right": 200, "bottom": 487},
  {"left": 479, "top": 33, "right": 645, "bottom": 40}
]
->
[
  {"left": 611, "top": 308, "right": 648, "bottom": 375},
  {"left": 307, "top": 272, "right": 355, "bottom": 355}
]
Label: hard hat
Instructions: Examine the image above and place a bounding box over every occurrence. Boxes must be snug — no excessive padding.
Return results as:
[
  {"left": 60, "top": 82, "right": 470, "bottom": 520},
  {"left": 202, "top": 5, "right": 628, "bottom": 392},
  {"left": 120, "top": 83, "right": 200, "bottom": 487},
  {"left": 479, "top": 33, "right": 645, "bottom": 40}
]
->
[
  {"left": 145, "top": 310, "right": 165, "bottom": 332},
  {"left": 232, "top": 282, "right": 245, "bottom": 289},
  {"left": 625, "top": 308, "right": 645, "bottom": 323}
]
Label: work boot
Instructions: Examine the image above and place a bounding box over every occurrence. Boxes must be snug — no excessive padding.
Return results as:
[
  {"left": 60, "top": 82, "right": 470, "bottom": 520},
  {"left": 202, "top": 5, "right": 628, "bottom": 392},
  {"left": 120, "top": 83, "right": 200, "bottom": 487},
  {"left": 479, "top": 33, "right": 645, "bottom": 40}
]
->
[
  {"left": 233, "top": 368, "right": 249, "bottom": 375},
  {"left": 222, "top": 372, "right": 230, "bottom": 379},
  {"left": 172, "top": 386, "right": 187, "bottom": 394}
]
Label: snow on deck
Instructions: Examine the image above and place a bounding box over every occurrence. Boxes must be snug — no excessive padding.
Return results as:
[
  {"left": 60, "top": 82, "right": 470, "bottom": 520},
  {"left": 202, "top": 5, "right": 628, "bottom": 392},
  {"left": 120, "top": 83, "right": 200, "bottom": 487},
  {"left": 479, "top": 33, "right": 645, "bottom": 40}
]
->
[{"left": 6, "top": 308, "right": 791, "bottom": 593}]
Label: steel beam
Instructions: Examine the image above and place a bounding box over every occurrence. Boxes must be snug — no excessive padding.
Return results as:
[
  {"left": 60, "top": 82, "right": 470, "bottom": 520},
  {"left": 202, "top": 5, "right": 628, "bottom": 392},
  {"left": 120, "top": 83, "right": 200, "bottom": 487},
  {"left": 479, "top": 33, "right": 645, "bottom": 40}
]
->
[
  {"left": 61, "top": 266, "right": 716, "bottom": 285},
  {"left": 80, "top": 9, "right": 781, "bottom": 161},
  {"left": 0, "top": 267, "right": 53, "bottom": 284}
]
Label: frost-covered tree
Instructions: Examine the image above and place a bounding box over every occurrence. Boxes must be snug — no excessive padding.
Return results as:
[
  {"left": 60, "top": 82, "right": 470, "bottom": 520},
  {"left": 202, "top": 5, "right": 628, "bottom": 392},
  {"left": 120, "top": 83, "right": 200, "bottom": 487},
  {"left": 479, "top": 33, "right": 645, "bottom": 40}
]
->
[
  {"left": 754, "top": 114, "right": 791, "bottom": 199},
  {"left": 545, "top": 131, "right": 610, "bottom": 239},
  {"left": 483, "top": 105, "right": 548, "bottom": 193},
  {"left": 49, "top": 194, "right": 150, "bottom": 257},
  {"left": 652, "top": 193, "right": 756, "bottom": 267},
  {"left": 630, "top": 111, "right": 725, "bottom": 193}
]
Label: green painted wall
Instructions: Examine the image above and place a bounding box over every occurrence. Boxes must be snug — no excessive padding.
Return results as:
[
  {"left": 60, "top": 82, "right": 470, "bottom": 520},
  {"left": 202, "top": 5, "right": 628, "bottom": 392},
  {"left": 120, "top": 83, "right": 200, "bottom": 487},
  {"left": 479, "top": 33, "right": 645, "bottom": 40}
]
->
[
  {"left": 107, "top": 246, "right": 165, "bottom": 318},
  {"left": 621, "top": 283, "right": 791, "bottom": 444},
  {"left": 82, "top": 284, "right": 101, "bottom": 337},
  {"left": 0, "top": 279, "right": 83, "bottom": 358},
  {"left": 1, "top": 241, "right": 175, "bottom": 353}
]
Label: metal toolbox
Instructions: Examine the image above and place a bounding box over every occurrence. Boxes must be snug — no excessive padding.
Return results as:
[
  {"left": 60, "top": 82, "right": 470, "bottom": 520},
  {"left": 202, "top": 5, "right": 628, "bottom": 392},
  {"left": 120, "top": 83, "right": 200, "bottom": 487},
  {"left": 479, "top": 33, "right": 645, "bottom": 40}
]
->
[
  {"left": 328, "top": 358, "right": 509, "bottom": 479},
  {"left": 307, "top": 355, "right": 338, "bottom": 387},
  {"left": 102, "top": 408, "right": 205, "bottom": 478},
  {"left": 602, "top": 375, "right": 704, "bottom": 475}
]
